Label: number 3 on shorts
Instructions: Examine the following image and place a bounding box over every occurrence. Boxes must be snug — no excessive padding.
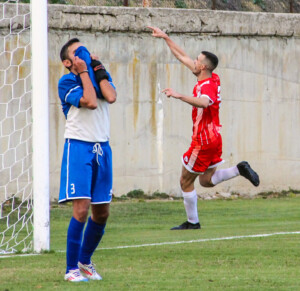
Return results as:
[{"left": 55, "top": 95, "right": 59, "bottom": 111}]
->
[{"left": 70, "top": 183, "right": 75, "bottom": 194}]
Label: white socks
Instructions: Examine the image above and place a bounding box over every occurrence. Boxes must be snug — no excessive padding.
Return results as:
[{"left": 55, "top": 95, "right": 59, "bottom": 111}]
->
[
  {"left": 211, "top": 166, "right": 240, "bottom": 186},
  {"left": 181, "top": 167, "right": 240, "bottom": 224},
  {"left": 181, "top": 167, "right": 239, "bottom": 224},
  {"left": 182, "top": 189, "right": 199, "bottom": 224}
]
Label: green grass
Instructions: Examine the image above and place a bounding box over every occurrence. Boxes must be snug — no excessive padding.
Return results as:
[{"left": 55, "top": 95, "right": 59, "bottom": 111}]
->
[{"left": 1, "top": 197, "right": 300, "bottom": 290}]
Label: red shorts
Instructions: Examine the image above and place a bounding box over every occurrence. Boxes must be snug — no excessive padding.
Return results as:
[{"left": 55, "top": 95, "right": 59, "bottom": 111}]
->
[{"left": 182, "top": 135, "right": 223, "bottom": 174}]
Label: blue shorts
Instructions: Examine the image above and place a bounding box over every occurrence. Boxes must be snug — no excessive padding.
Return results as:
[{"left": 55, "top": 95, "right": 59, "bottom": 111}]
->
[{"left": 59, "top": 139, "right": 113, "bottom": 204}]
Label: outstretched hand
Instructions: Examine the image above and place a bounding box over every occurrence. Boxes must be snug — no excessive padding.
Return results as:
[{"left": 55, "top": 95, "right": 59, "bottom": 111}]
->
[
  {"left": 162, "top": 88, "right": 181, "bottom": 99},
  {"left": 147, "top": 26, "right": 168, "bottom": 39}
]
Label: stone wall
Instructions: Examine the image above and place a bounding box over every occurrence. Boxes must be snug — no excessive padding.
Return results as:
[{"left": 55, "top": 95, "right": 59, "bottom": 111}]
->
[{"left": 3, "top": 4, "right": 300, "bottom": 199}]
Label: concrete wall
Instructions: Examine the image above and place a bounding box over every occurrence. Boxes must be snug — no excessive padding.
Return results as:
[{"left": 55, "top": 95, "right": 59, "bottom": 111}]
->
[
  {"left": 46, "top": 5, "right": 300, "bottom": 199},
  {"left": 3, "top": 5, "right": 300, "bottom": 199}
]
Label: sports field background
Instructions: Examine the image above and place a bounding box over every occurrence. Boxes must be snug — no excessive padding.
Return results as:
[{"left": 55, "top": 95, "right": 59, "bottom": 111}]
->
[
  {"left": 1, "top": 196, "right": 300, "bottom": 290},
  {"left": 0, "top": 2, "right": 299, "bottom": 290}
]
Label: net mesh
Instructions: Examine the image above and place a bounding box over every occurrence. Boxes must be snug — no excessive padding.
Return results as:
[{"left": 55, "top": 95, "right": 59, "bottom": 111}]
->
[{"left": 0, "top": 0, "right": 32, "bottom": 254}]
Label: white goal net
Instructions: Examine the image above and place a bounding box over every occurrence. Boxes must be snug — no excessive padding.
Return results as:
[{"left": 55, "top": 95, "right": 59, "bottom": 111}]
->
[{"left": 0, "top": 0, "right": 49, "bottom": 255}]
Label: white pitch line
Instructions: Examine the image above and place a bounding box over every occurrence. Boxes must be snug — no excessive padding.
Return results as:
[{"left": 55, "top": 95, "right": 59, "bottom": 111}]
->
[
  {"left": 1, "top": 231, "right": 300, "bottom": 259},
  {"left": 0, "top": 253, "right": 40, "bottom": 259},
  {"left": 98, "top": 231, "right": 300, "bottom": 250}
]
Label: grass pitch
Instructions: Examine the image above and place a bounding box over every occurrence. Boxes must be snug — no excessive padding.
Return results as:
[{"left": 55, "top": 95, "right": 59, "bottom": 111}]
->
[{"left": 1, "top": 197, "right": 300, "bottom": 290}]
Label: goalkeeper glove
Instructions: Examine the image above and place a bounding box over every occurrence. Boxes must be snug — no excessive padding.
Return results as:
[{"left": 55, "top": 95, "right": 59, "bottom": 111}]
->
[{"left": 91, "top": 59, "right": 109, "bottom": 83}]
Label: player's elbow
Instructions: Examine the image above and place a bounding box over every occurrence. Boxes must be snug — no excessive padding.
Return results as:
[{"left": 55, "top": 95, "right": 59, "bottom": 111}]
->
[
  {"left": 199, "top": 98, "right": 210, "bottom": 109},
  {"left": 87, "top": 103, "right": 98, "bottom": 109},
  {"left": 106, "top": 92, "right": 117, "bottom": 104},
  {"left": 193, "top": 103, "right": 208, "bottom": 109},
  {"left": 80, "top": 98, "right": 98, "bottom": 109},
  {"left": 107, "top": 96, "right": 116, "bottom": 104},
  {"left": 84, "top": 98, "right": 98, "bottom": 109}
]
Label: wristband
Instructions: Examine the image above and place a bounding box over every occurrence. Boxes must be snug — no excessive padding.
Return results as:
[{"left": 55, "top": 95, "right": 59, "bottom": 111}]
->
[{"left": 78, "top": 70, "right": 88, "bottom": 75}]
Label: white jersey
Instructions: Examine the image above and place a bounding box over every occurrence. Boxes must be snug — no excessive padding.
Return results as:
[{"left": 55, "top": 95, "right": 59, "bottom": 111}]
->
[{"left": 64, "top": 98, "right": 110, "bottom": 142}]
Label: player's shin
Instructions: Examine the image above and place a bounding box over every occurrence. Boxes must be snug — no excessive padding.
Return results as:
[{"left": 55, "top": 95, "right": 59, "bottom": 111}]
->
[
  {"left": 79, "top": 216, "right": 106, "bottom": 264},
  {"left": 211, "top": 166, "right": 239, "bottom": 185},
  {"left": 182, "top": 189, "right": 199, "bottom": 224},
  {"left": 66, "top": 217, "right": 85, "bottom": 273}
]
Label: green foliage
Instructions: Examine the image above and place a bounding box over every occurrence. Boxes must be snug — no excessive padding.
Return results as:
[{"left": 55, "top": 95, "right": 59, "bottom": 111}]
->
[
  {"left": 105, "top": 0, "right": 123, "bottom": 6},
  {"left": 48, "top": 0, "right": 67, "bottom": 3},
  {"left": 152, "top": 191, "right": 170, "bottom": 199},
  {"left": 114, "top": 189, "right": 178, "bottom": 200},
  {"left": 126, "top": 188, "right": 145, "bottom": 198},
  {"left": 112, "top": 194, "right": 129, "bottom": 201},
  {"left": 253, "top": 0, "right": 265, "bottom": 9},
  {"left": 174, "top": 0, "right": 187, "bottom": 9},
  {"left": 257, "top": 188, "right": 300, "bottom": 199}
]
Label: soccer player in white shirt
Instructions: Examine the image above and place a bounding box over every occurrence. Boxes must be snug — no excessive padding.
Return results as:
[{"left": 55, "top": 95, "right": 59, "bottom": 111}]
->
[{"left": 58, "top": 38, "right": 116, "bottom": 282}]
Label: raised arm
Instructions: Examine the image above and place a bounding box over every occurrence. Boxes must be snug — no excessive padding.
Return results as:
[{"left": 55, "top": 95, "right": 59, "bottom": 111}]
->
[
  {"left": 148, "top": 26, "right": 195, "bottom": 73},
  {"left": 90, "top": 55, "right": 117, "bottom": 104},
  {"left": 99, "top": 79, "right": 117, "bottom": 104},
  {"left": 72, "top": 56, "right": 98, "bottom": 109}
]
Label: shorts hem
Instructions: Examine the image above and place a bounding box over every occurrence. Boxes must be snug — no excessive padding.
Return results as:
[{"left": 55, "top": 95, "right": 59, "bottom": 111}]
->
[
  {"left": 208, "top": 160, "right": 225, "bottom": 169},
  {"left": 181, "top": 157, "right": 204, "bottom": 175},
  {"left": 181, "top": 157, "right": 225, "bottom": 174},
  {"left": 58, "top": 197, "right": 91, "bottom": 203},
  {"left": 90, "top": 199, "right": 112, "bottom": 205}
]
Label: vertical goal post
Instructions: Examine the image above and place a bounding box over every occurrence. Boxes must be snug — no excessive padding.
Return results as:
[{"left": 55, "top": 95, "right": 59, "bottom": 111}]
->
[
  {"left": 0, "top": 0, "right": 50, "bottom": 255},
  {"left": 31, "top": 0, "right": 50, "bottom": 252}
]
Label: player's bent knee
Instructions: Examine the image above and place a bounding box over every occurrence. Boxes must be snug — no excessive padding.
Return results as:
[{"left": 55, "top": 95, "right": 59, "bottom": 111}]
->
[
  {"left": 180, "top": 176, "right": 191, "bottom": 190},
  {"left": 93, "top": 212, "right": 109, "bottom": 224},
  {"left": 73, "top": 199, "right": 90, "bottom": 222},
  {"left": 199, "top": 178, "right": 214, "bottom": 188},
  {"left": 180, "top": 178, "right": 185, "bottom": 190},
  {"left": 92, "top": 205, "right": 110, "bottom": 224},
  {"left": 200, "top": 182, "right": 213, "bottom": 188},
  {"left": 74, "top": 208, "right": 89, "bottom": 223}
]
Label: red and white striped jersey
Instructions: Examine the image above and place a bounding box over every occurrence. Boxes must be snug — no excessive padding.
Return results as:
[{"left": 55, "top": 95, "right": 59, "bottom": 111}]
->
[{"left": 191, "top": 73, "right": 222, "bottom": 145}]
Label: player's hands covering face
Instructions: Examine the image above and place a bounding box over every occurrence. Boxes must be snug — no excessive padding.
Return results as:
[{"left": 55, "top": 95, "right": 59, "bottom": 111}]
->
[
  {"left": 73, "top": 56, "right": 87, "bottom": 74},
  {"left": 91, "top": 58, "right": 109, "bottom": 83}
]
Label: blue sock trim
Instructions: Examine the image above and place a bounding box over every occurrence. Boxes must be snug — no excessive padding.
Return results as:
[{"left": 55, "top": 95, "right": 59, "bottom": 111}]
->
[
  {"left": 79, "top": 217, "right": 106, "bottom": 264},
  {"left": 66, "top": 217, "right": 85, "bottom": 273}
]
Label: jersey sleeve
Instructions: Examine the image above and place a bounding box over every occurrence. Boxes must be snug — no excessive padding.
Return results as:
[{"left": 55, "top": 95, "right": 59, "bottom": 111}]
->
[
  {"left": 58, "top": 76, "right": 83, "bottom": 108},
  {"left": 200, "top": 83, "right": 217, "bottom": 105},
  {"left": 106, "top": 71, "right": 116, "bottom": 90}
]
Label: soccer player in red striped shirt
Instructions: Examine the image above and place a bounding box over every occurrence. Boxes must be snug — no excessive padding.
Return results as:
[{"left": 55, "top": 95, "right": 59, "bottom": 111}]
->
[{"left": 148, "top": 26, "right": 259, "bottom": 230}]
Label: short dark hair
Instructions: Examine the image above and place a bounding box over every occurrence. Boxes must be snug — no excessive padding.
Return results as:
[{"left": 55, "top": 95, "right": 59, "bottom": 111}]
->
[
  {"left": 60, "top": 38, "right": 80, "bottom": 62},
  {"left": 201, "top": 51, "right": 218, "bottom": 71}
]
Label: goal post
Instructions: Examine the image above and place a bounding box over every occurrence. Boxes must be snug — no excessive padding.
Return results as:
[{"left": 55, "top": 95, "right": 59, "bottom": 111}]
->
[
  {"left": 0, "top": 0, "right": 49, "bottom": 254},
  {"left": 31, "top": 0, "right": 50, "bottom": 252}
]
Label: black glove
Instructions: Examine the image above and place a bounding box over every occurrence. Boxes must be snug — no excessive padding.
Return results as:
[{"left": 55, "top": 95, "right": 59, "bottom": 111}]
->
[{"left": 91, "top": 59, "right": 109, "bottom": 83}]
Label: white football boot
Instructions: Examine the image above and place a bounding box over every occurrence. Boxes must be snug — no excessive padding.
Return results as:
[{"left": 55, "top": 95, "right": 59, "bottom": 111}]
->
[
  {"left": 64, "top": 269, "right": 89, "bottom": 282},
  {"left": 78, "top": 262, "right": 102, "bottom": 280}
]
